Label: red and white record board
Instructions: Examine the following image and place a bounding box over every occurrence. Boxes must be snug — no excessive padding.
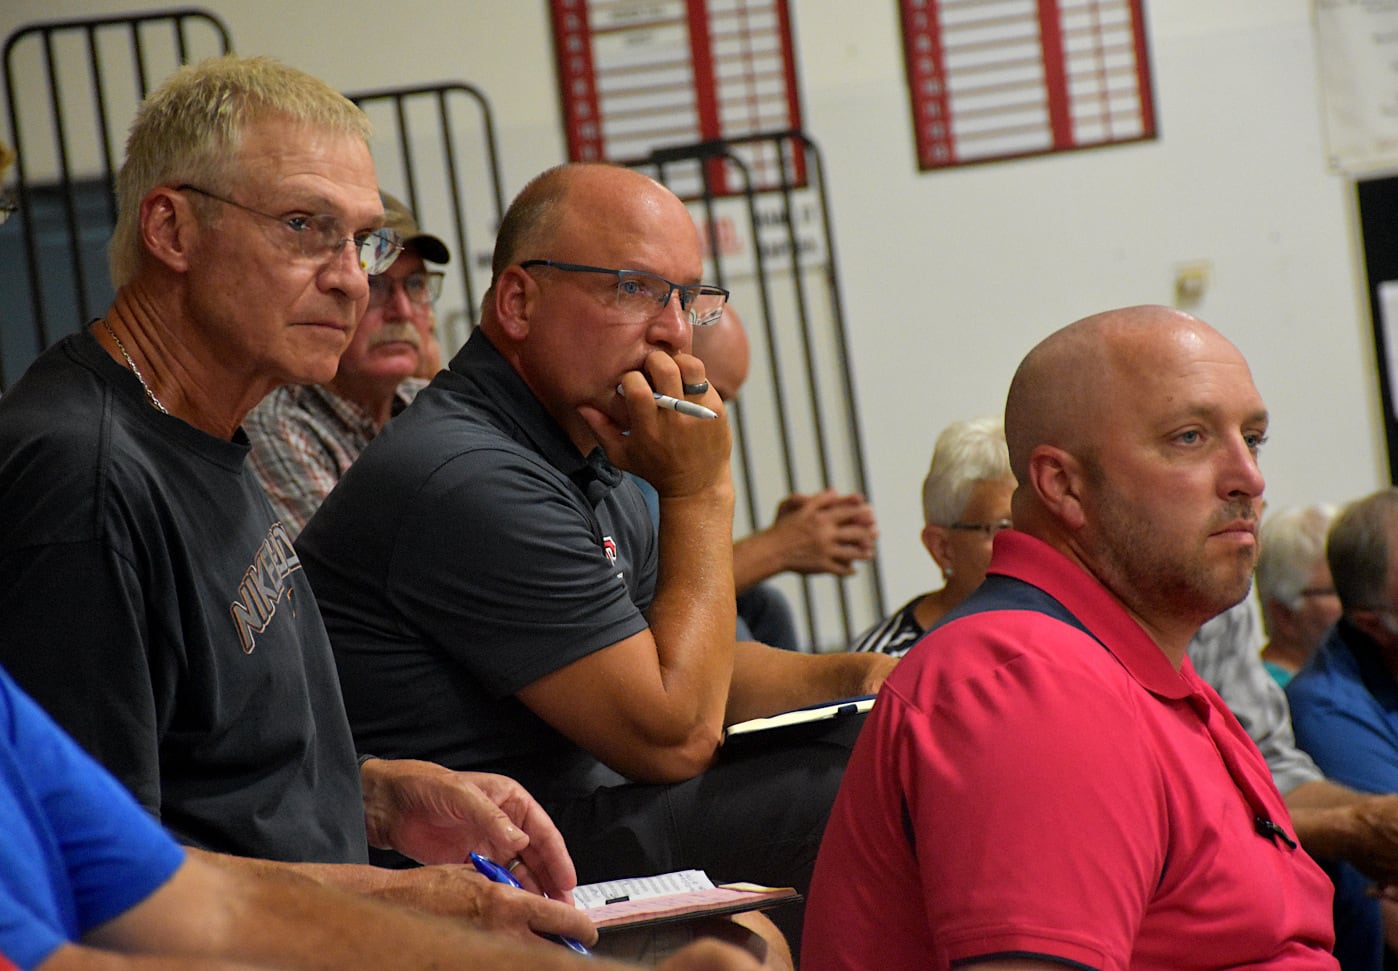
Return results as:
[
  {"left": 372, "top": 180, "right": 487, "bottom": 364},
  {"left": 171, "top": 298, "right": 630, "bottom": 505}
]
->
[
  {"left": 900, "top": 0, "right": 1155, "bottom": 169},
  {"left": 548, "top": 0, "right": 805, "bottom": 194}
]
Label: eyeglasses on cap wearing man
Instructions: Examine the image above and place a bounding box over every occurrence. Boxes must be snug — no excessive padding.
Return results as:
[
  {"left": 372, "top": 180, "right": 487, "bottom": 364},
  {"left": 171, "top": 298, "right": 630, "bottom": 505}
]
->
[{"left": 368, "top": 271, "right": 444, "bottom": 308}]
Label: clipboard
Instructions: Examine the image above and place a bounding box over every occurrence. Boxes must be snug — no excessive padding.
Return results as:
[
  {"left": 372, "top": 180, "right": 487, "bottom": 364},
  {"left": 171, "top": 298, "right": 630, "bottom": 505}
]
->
[{"left": 587, "top": 883, "right": 800, "bottom": 931}]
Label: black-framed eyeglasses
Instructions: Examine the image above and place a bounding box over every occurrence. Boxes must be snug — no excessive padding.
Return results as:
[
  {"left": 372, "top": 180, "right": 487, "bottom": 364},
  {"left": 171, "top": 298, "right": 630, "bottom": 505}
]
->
[
  {"left": 518, "top": 259, "right": 730, "bottom": 327},
  {"left": 368, "top": 270, "right": 444, "bottom": 308},
  {"left": 949, "top": 519, "right": 1013, "bottom": 536},
  {"left": 177, "top": 184, "right": 403, "bottom": 275}
]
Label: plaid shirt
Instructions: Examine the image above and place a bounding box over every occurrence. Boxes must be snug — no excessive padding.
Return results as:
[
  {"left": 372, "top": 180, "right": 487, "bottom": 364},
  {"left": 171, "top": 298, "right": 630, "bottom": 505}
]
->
[{"left": 244, "top": 380, "right": 425, "bottom": 537}]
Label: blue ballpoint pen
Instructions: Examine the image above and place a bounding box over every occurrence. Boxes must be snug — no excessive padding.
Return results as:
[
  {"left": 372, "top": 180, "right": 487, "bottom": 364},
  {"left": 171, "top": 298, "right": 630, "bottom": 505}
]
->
[{"left": 469, "top": 852, "right": 592, "bottom": 956}]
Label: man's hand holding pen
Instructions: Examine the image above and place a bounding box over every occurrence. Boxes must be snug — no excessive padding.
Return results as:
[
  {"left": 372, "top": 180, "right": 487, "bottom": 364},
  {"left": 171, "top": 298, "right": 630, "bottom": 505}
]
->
[{"left": 584, "top": 350, "right": 732, "bottom": 502}]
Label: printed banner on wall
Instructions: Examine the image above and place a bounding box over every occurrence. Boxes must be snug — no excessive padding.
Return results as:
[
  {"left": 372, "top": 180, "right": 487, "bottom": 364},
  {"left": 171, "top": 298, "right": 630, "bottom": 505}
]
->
[
  {"left": 900, "top": 0, "right": 1156, "bottom": 170},
  {"left": 548, "top": 0, "right": 805, "bottom": 195}
]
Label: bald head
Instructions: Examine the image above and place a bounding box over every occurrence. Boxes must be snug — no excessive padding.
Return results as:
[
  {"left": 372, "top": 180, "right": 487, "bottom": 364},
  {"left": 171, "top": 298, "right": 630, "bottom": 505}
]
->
[
  {"left": 1003, "top": 305, "right": 1268, "bottom": 654},
  {"left": 1005, "top": 305, "right": 1239, "bottom": 484},
  {"left": 480, "top": 162, "right": 706, "bottom": 451},
  {"left": 481, "top": 162, "right": 701, "bottom": 342},
  {"left": 490, "top": 163, "right": 687, "bottom": 283},
  {"left": 489, "top": 164, "right": 582, "bottom": 282},
  {"left": 692, "top": 306, "right": 751, "bottom": 400}
]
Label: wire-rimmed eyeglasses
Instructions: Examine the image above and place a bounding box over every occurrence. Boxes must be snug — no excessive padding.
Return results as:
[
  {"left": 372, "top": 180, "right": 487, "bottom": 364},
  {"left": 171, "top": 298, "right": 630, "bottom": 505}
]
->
[
  {"left": 368, "top": 271, "right": 444, "bottom": 308},
  {"left": 949, "top": 519, "right": 1013, "bottom": 536},
  {"left": 177, "top": 184, "right": 402, "bottom": 275},
  {"left": 519, "top": 259, "right": 730, "bottom": 327}
]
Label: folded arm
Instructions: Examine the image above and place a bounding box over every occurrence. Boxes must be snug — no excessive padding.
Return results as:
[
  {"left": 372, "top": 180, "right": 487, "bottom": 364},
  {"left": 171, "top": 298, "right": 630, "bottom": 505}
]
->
[
  {"left": 517, "top": 479, "right": 738, "bottom": 783},
  {"left": 526, "top": 353, "right": 738, "bottom": 783}
]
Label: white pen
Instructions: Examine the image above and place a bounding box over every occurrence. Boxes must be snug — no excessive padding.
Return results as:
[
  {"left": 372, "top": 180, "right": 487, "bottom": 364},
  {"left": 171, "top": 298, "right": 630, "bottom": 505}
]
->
[{"left": 616, "top": 385, "right": 718, "bottom": 420}]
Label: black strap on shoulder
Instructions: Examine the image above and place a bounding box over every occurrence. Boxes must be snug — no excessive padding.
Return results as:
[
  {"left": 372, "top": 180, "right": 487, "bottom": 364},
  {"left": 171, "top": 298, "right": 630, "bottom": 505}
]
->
[{"left": 938, "top": 573, "right": 1094, "bottom": 640}]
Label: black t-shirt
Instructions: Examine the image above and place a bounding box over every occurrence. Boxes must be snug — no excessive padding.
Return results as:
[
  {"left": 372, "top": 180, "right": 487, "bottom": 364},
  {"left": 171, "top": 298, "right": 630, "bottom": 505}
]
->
[
  {"left": 0, "top": 329, "right": 365, "bottom": 863},
  {"left": 299, "top": 329, "right": 655, "bottom": 802}
]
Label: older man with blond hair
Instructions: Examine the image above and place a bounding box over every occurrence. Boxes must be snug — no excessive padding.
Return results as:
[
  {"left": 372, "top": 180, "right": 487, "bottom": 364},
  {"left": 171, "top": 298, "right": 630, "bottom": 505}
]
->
[{"left": 0, "top": 54, "right": 596, "bottom": 948}]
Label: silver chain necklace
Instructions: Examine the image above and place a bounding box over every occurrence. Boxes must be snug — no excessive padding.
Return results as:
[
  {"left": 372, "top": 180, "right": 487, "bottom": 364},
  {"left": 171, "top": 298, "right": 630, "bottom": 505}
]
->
[{"left": 101, "top": 318, "right": 168, "bottom": 414}]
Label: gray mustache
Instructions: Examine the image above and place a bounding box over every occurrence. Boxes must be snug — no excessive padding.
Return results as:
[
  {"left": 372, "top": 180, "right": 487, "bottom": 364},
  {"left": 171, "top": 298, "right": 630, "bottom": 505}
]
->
[{"left": 368, "top": 323, "right": 422, "bottom": 350}]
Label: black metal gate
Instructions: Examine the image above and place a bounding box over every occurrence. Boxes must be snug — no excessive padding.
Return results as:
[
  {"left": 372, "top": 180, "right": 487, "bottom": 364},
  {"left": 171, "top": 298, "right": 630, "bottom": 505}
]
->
[
  {"left": 631, "top": 131, "right": 885, "bottom": 650},
  {"left": 1, "top": 9, "right": 231, "bottom": 386}
]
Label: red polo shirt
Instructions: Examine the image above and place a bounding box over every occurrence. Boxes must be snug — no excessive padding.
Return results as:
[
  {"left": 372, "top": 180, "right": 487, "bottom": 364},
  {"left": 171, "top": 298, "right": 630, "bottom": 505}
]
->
[{"left": 803, "top": 531, "right": 1336, "bottom": 971}]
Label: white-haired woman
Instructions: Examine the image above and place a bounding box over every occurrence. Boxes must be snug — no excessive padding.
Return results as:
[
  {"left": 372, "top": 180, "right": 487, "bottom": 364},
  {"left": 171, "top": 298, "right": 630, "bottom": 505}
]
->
[{"left": 849, "top": 416, "right": 1014, "bottom": 656}]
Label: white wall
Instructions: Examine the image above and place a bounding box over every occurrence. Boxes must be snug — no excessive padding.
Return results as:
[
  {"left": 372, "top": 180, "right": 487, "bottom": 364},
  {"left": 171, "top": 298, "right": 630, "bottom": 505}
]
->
[{"left": 2, "top": 0, "right": 1385, "bottom": 614}]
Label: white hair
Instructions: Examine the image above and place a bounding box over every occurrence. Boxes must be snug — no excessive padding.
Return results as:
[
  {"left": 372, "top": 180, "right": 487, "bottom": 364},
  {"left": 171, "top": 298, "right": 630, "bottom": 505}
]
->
[{"left": 921, "top": 416, "right": 1013, "bottom": 527}]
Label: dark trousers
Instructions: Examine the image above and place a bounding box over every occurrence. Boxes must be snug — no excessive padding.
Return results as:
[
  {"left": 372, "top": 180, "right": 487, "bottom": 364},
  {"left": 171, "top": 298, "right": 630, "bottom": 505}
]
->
[
  {"left": 736, "top": 582, "right": 801, "bottom": 651},
  {"left": 546, "top": 712, "right": 867, "bottom": 954}
]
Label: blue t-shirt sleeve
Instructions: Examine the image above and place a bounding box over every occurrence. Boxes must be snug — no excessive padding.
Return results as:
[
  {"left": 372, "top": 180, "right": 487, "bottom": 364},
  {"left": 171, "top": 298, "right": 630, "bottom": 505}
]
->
[
  {"left": 1288, "top": 667, "right": 1398, "bottom": 793},
  {"left": 0, "top": 666, "right": 184, "bottom": 969}
]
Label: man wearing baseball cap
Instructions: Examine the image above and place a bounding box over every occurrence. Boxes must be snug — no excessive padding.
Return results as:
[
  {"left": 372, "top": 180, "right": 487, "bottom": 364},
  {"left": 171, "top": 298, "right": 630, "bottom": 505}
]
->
[{"left": 246, "top": 190, "right": 450, "bottom": 535}]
